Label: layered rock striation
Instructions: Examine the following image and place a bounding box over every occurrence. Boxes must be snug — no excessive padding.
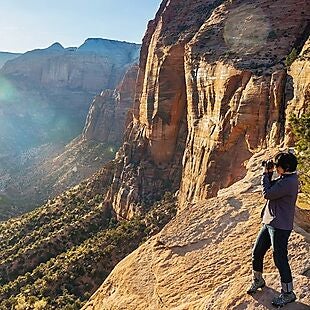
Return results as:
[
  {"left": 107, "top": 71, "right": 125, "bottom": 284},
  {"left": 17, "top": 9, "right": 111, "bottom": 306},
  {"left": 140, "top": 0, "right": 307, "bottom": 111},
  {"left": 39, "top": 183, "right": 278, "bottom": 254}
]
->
[{"left": 103, "top": 0, "right": 309, "bottom": 218}]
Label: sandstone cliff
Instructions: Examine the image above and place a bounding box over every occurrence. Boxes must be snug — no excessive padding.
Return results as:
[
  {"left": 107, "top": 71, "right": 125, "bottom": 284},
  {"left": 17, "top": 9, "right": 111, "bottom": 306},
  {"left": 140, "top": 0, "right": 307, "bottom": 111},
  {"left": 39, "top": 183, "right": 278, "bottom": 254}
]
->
[
  {"left": 82, "top": 0, "right": 310, "bottom": 308},
  {"left": 103, "top": 0, "right": 309, "bottom": 218}
]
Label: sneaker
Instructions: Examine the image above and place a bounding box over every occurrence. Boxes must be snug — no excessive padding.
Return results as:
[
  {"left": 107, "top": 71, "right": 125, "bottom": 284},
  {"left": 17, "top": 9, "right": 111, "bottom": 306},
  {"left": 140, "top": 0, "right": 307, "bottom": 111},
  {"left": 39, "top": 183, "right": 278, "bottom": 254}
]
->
[
  {"left": 271, "top": 291, "right": 296, "bottom": 307},
  {"left": 247, "top": 277, "right": 265, "bottom": 294}
]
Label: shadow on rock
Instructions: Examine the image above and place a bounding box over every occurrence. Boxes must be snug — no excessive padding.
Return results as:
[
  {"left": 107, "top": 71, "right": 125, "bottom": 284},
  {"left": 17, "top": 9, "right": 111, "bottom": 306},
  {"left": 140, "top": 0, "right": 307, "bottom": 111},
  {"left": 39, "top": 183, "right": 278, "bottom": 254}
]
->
[{"left": 250, "top": 286, "right": 310, "bottom": 310}]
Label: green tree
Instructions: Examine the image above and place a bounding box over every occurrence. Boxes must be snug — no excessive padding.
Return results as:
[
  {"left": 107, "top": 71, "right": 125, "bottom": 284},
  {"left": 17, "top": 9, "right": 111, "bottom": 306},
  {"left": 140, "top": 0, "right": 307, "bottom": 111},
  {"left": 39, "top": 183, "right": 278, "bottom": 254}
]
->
[
  {"left": 285, "top": 48, "right": 298, "bottom": 67},
  {"left": 289, "top": 112, "right": 310, "bottom": 197}
]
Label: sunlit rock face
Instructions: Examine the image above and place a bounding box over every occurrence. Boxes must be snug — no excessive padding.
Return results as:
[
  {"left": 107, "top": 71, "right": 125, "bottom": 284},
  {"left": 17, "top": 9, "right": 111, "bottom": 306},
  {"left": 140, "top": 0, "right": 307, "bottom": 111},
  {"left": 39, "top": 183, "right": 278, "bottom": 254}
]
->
[{"left": 103, "top": 0, "right": 309, "bottom": 218}]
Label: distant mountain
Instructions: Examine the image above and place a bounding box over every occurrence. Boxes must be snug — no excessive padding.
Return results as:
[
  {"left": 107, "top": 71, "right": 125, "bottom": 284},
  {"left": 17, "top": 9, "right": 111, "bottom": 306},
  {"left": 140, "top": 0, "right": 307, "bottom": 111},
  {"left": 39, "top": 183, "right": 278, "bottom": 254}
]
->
[
  {"left": 0, "top": 38, "right": 140, "bottom": 154},
  {"left": 1, "top": 39, "right": 141, "bottom": 92},
  {"left": 0, "top": 52, "right": 21, "bottom": 69},
  {"left": 0, "top": 39, "right": 140, "bottom": 217}
]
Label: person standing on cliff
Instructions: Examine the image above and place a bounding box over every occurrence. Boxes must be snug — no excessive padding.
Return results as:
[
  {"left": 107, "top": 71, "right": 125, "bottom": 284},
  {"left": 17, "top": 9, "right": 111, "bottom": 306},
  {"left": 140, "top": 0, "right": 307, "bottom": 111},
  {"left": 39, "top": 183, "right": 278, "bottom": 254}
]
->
[{"left": 247, "top": 152, "right": 299, "bottom": 307}]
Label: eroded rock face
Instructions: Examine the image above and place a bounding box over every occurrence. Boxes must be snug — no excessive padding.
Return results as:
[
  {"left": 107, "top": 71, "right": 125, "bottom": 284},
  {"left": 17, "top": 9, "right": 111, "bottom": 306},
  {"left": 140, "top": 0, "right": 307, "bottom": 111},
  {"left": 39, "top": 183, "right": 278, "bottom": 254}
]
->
[
  {"left": 82, "top": 65, "right": 139, "bottom": 144},
  {"left": 105, "top": 0, "right": 309, "bottom": 217}
]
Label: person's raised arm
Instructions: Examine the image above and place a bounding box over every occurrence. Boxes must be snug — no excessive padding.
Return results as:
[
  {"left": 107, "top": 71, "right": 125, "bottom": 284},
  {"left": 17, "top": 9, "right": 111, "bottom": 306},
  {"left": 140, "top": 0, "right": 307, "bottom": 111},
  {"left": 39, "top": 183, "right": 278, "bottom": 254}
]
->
[{"left": 261, "top": 174, "right": 290, "bottom": 200}]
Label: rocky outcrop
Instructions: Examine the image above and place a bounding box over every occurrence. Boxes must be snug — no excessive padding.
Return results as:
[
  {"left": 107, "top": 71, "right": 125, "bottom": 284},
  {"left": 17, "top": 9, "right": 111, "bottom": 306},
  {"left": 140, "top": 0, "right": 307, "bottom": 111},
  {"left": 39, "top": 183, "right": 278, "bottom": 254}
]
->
[
  {"left": 82, "top": 153, "right": 310, "bottom": 309},
  {"left": 82, "top": 65, "right": 139, "bottom": 143},
  {"left": 103, "top": 0, "right": 310, "bottom": 217}
]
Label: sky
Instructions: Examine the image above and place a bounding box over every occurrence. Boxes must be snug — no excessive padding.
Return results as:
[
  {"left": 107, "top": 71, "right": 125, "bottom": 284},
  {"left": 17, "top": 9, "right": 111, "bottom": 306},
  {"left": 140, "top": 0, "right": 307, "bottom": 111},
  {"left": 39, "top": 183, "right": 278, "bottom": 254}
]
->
[{"left": 0, "top": 0, "right": 162, "bottom": 53}]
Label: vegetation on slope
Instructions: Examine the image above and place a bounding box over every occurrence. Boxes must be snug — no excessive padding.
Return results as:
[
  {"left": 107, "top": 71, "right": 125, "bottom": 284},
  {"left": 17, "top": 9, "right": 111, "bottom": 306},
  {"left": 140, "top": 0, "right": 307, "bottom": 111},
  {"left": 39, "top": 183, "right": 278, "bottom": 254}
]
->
[
  {"left": 290, "top": 112, "right": 310, "bottom": 198},
  {"left": 0, "top": 157, "right": 177, "bottom": 309},
  {"left": 0, "top": 139, "right": 119, "bottom": 221}
]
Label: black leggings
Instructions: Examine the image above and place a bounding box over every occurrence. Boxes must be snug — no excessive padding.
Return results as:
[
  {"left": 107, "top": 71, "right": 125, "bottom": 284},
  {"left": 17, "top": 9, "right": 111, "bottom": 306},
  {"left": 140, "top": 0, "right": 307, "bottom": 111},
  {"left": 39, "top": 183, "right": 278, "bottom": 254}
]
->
[{"left": 252, "top": 224, "right": 292, "bottom": 283}]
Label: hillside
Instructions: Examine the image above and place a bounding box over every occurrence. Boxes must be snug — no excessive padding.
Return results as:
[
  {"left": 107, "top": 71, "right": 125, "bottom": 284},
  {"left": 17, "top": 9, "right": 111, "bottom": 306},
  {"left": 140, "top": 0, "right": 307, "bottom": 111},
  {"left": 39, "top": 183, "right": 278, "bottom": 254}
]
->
[{"left": 0, "top": 160, "right": 177, "bottom": 309}]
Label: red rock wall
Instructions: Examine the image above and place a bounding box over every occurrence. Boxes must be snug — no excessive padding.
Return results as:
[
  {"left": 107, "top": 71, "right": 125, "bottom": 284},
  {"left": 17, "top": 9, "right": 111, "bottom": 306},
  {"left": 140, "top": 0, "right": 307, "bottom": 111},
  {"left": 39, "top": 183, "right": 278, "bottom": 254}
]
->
[{"left": 107, "top": 0, "right": 310, "bottom": 217}]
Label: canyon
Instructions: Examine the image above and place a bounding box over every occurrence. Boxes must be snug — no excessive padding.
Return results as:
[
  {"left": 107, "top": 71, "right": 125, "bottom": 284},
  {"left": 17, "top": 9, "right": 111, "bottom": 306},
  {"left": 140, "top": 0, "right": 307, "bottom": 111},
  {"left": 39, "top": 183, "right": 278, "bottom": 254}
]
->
[
  {"left": 0, "top": 39, "right": 140, "bottom": 217},
  {"left": 0, "top": 0, "right": 309, "bottom": 309}
]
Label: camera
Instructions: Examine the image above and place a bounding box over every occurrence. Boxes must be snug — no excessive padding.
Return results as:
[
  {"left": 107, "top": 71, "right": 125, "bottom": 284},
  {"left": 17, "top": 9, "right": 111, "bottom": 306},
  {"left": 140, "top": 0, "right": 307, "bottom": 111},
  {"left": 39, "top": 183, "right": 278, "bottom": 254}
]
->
[{"left": 262, "top": 160, "right": 274, "bottom": 170}]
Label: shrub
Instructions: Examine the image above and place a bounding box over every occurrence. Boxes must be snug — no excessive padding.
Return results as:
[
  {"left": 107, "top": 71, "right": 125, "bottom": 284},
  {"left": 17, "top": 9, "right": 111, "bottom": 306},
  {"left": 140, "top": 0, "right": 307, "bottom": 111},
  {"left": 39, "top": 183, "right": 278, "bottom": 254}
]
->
[
  {"left": 289, "top": 113, "right": 310, "bottom": 197},
  {"left": 285, "top": 48, "right": 298, "bottom": 67}
]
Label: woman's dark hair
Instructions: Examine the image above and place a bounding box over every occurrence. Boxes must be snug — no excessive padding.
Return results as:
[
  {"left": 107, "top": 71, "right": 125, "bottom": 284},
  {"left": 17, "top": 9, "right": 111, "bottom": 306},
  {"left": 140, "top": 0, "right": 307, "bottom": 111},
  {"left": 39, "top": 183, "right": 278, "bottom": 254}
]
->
[{"left": 275, "top": 152, "right": 298, "bottom": 172}]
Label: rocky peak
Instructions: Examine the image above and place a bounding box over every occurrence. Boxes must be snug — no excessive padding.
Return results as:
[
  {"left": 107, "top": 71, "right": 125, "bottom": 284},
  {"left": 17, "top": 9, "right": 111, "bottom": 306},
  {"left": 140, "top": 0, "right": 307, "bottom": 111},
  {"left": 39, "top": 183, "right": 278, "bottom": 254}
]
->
[{"left": 46, "top": 42, "right": 65, "bottom": 51}]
